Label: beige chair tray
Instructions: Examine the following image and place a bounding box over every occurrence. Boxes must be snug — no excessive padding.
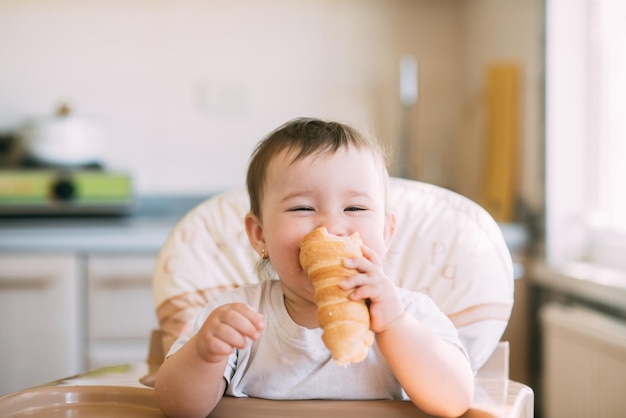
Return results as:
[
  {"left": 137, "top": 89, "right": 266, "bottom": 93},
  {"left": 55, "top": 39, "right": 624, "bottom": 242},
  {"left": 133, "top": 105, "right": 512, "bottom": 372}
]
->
[{"left": 0, "top": 386, "right": 165, "bottom": 418}]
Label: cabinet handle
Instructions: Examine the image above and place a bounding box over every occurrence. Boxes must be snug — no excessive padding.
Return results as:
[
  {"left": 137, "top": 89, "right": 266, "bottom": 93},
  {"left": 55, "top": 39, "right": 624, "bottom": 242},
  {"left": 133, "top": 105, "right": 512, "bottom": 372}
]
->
[
  {"left": 93, "top": 277, "right": 151, "bottom": 289},
  {"left": 0, "top": 277, "right": 52, "bottom": 290}
]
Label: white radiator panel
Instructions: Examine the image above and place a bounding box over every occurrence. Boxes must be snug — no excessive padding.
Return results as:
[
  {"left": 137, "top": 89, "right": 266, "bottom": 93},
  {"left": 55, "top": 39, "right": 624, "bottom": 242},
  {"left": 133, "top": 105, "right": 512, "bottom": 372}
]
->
[{"left": 540, "top": 303, "right": 626, "bottom": 418}]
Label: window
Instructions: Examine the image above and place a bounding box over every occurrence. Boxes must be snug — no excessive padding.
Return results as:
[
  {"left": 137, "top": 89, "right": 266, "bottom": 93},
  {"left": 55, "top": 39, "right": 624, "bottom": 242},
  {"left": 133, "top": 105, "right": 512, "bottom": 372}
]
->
[{"left": 546, "top": 0, "right": 626, "bottom": 274}]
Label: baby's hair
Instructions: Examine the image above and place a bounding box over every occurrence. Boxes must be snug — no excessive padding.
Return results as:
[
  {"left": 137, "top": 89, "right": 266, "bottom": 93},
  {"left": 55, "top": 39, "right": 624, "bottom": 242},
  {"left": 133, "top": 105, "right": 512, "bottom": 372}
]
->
[{"left": 246, "top": 117, "right": 389, "bottom": 218}]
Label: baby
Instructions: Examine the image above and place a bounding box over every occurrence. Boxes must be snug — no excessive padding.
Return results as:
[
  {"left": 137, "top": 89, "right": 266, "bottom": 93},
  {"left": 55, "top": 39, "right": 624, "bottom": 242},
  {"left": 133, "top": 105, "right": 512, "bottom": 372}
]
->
[{"left": 155, "top": 117, "right": 474, "bottom": 418}]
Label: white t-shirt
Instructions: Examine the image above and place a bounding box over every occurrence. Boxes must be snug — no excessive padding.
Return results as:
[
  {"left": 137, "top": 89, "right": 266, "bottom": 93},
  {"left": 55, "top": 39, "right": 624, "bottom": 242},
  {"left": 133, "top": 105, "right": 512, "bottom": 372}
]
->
[{"left": 167, "top": 279, "right": 467, "bottom": 400}]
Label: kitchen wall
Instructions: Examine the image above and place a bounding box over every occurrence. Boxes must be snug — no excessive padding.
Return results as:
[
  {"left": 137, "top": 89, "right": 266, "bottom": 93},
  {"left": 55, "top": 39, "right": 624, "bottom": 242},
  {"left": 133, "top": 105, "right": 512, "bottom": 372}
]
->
[{"left": 0, "top": 0, "right": 543, "bottom": 213}]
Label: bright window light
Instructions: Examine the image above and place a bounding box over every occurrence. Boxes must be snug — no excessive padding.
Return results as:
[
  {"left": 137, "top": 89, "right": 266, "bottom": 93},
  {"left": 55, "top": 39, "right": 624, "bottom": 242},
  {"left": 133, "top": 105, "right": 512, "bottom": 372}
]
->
[{"left": 546, "top": 0, "right": 626, "bottom": 271}]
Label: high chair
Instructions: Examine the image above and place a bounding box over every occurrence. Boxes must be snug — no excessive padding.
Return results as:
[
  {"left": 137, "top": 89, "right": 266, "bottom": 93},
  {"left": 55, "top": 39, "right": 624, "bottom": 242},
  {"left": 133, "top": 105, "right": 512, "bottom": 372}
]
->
[
  {"left": 0, "top": 177, "right": 533, "bottom": 418},
  {"left": 151, "top": 177, "right": 515, "bottom": 376}
]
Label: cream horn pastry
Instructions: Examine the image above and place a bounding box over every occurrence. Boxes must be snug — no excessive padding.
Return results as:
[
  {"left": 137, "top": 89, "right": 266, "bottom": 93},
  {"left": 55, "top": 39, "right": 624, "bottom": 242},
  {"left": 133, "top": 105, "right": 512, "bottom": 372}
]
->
[{"left": 299, "top": 226, "right": 374, "bottom": 365}]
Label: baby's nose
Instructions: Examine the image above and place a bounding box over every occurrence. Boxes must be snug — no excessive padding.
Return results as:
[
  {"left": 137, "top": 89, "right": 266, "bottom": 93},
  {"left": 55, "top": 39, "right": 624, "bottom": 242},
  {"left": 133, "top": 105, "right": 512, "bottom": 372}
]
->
[{"left": 323, "top": 223, "right": 351, "bottom": 237}]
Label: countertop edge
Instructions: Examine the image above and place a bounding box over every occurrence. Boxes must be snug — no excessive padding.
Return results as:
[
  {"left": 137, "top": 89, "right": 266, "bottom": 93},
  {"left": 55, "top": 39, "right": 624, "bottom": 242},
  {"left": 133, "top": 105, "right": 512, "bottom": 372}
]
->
[{"left": 530, "top": 258, "right": 626, "bottom": 313}]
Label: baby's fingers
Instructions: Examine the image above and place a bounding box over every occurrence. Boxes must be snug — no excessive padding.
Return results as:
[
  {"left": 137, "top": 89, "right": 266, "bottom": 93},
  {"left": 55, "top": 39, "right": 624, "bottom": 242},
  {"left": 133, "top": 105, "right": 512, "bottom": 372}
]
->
[
  {"left": 340, "top": 255, "right": 375, "bottom": 284},
  {"left": 344, "top": 275, "right": 385, "bottom": 301},
  {"left": 202, "top": 326, "right": 243, "bottom": 357},
  {"left": 197, "top": 303, "right": 264, "bottom": 362},
  {"left": 360, "top": 245, "right": 383, "bottom": 266},
  {"left": 220, "top": 303, "right": 265, "bottom": 341},
  {"left": 212, "top": 321, "right": 250, "bottom": 350}
]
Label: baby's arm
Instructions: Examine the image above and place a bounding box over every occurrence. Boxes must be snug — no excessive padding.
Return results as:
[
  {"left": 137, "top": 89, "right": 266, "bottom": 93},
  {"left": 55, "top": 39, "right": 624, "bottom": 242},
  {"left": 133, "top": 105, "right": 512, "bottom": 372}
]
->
[
  {"left": 376, "top": 313, "right": 474, "bottom": 417},
  {"left": 342, "top": 248, "right": 474, "bottom": 417},
  {"left": 154, "top": 303, "right": 265, "bottom": 418}
]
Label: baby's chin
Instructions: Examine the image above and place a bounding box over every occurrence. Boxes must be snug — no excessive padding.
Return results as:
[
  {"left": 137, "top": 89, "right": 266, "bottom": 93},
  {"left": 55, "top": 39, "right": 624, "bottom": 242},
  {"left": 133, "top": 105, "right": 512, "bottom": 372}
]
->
[{"left": 277, "top": 268, "right": 312, "bottom": 287}]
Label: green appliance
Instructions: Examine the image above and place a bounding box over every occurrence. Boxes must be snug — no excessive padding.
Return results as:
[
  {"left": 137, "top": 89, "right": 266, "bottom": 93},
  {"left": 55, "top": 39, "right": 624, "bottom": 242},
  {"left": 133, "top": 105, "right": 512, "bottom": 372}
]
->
[{"left": 0, "top": 170, "right": 134, "bottom": 216}]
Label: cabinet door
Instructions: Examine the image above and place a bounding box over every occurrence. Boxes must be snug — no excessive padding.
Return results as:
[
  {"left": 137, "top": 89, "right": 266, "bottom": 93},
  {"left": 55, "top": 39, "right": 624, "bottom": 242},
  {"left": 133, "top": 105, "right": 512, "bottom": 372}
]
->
[
  {"left": 0, "top": 254, "right": 81, "bottom": 396},
  {"left": 87, "top": 254, "right": 158, "bottom": 368}
]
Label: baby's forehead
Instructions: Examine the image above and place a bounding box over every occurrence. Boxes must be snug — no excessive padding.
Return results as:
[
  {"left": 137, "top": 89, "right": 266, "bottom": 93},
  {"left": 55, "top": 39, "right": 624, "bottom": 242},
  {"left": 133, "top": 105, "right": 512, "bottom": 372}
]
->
[
  {"left": 278, "top": 143, "right": 379, "bottom": 166},
  {"left": 263, "top": 145, "right": 390, "bottom": 196}
]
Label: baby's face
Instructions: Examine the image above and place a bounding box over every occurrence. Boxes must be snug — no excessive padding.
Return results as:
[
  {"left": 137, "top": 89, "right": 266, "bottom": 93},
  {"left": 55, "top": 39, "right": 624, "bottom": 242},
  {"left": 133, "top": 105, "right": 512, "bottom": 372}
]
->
[{"left": 258, "top": 146, "right": 394, "bottom": 302}]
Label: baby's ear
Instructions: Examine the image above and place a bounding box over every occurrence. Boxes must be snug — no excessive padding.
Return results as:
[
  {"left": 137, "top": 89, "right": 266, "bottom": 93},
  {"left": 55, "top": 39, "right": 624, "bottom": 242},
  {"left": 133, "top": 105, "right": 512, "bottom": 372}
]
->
[
  {"left": 244, "top": 212, "right": 265, "bottom": 257},
  {"left": 383, "top": 212, "right": 397, "bottom": 248}
]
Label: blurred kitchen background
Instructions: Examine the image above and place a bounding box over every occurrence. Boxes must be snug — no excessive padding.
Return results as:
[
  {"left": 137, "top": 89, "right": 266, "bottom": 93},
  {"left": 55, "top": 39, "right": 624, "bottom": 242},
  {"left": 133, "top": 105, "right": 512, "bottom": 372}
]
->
[{"left": 1, "top": 1, "right": 624, "bottom": 417}]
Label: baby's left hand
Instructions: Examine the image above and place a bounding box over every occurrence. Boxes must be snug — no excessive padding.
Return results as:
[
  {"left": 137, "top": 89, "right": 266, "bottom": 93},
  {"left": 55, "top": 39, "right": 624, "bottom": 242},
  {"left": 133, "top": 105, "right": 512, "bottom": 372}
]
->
[{"left": 340, "top": 246, "right": 404, "bottom": 333}]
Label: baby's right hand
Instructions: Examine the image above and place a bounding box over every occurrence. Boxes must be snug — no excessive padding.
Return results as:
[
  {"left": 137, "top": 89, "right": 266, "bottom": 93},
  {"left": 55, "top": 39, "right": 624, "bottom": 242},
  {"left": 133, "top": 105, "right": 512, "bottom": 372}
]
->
[{"left": 194, "top": 302, "right": 265, "bottom": 364}]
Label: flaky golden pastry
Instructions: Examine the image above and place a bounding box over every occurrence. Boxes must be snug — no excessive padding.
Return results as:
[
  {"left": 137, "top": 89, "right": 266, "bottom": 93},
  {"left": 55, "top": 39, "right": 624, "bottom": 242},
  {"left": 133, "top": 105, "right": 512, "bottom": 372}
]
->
[{"left": 299, "top": 227, "right": 374, "bottom": 365}]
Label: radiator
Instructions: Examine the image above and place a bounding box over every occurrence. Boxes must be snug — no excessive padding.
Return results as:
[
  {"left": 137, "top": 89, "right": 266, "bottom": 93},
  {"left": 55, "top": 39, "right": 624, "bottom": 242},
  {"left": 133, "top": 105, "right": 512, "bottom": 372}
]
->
[{"left": 540, "top": 303, "right": 626, "bottom": 418}]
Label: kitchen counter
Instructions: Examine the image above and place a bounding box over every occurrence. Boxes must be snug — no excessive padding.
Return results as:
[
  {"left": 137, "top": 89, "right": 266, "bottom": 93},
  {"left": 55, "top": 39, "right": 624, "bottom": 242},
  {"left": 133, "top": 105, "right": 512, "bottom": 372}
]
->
[
  {"left": 0, "top": 361, "right": 534, "bottom": 418},
  {"left": 0, "top": 196, "right": 209, "bottom": 253},
  {"left": 530, "top": 258, "right": 626, "bottom": 316}
]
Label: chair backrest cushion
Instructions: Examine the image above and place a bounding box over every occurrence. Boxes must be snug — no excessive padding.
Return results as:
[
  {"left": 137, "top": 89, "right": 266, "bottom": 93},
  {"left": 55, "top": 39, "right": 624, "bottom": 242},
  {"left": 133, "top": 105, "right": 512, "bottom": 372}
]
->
[{"left": 152, "top": 177, "right": 514, "bottom": 372}]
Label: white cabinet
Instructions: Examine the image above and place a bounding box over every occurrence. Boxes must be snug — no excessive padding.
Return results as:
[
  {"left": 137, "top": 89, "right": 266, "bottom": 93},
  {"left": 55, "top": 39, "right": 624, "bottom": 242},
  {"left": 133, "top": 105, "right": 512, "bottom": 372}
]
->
[
  {"left": 86, "top": 254, "right": 158, "bottom": 369},
  {"left": 0, "top": 254, "right": 81, "bottom": 396},
  {"left": 0, "top": 252, "right": 160, "bottom": 394}
]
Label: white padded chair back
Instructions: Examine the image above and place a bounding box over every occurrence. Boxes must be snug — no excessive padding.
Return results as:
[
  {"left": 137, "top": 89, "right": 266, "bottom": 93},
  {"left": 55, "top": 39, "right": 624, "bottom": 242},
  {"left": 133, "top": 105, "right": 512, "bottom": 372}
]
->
[{"left": 152, "top": 177, "right": 514, "bottom": 372}]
